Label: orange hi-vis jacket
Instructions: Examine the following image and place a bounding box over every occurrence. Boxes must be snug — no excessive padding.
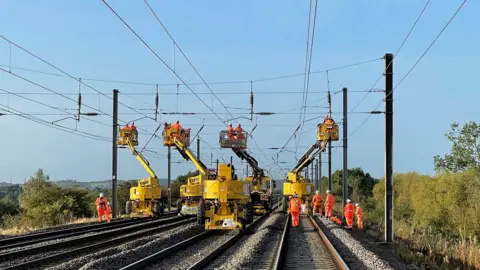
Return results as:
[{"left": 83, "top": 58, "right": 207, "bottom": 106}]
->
[
  {"left": 344, "top": 203, "right": 355, "bottom": 218},
  {"left": 312, "top": 194, "right": 323, "bottom": 206},
  {"left": 289, "top": 198, "right": 301, "bottom": 213},
  {"left": 106, "top": 205, "right": 112, "bottom": 214},
  {"left": 356, "top": 206, "right": 363, "bottom": 217},
  {"left": 96, "top": 197, "right": 108, "bottom": 210},
  {"left": 325, "top": 194, "right": 335, "bottom": 207}
]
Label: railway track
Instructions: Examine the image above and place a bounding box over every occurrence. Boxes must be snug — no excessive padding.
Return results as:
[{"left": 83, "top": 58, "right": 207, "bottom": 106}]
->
[
  {"left": 273, "top": 215, "right": 349, "bottom": 270},
  {"left": 118, "top": 203, "right": 280, "bottom": 270},
  {"left": 0, "top": 215, "right": 194, "bottom": 270},
  {"left": 0, "top": 212, "right": 177, "bottom": 251}
]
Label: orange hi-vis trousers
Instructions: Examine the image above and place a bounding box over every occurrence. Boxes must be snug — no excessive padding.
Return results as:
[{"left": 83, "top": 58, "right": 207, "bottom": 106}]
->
[
  {"left": 291, "top": 211, "right": 300, "bottom": 227},
  {"left": 345, "top": 216, "right": 354, "bottom": 228},
  {"left": 356, "top": 215, "right": 364, "bottom": 229},
  {"left": 325, "top": 205, "right": 333, "bottom": 218},
  {"left": 97, "top": 208, "right": 106, "bottom": 222},
  {"left": 313, "top": 204, "right": 323, "bottom": 215}
]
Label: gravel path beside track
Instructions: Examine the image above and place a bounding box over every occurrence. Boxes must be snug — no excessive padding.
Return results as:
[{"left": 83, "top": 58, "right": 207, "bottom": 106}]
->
[
  {"left": 205, "top": 212, "right": 286, "bottom": 270},
  {"left": 44, "top": 223, "right": 203, "bottom": 270},
  {"left": 144, "top": 232, "right": 235, "bottom": 270},
  {"left": 316, "top": 216, "right": 396, "bottom": 270}
]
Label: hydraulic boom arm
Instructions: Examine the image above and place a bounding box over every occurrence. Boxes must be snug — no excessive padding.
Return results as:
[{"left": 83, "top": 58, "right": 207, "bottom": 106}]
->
[
  {"left": 291, "top": 141, "right": 327, "bottom": 177},
  {"left": 232, "top": 148, "right": 265, "bottom": 179},
  {"left": 126, "top": 139, "right": 158, "bottom": 185},
  {"left": 173, "top": 137, "right": 210, "bottom": 176}
]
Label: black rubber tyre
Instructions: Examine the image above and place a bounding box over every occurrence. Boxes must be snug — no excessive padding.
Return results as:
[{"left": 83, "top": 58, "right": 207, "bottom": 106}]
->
[
  {"left": 244, "top": 202, "right": 253, "bottom": 224},
  {"left": 197, "top": 199, "right": 205, "bottom": 225},
  {"left": 125, "top": 201, "right": 132, "bottom": 215},
  {"left": 152, "top": 200, "right": 164, "bottom": 218},
  {"left": 176, "top": 199, "right": 183, "bottom": 214}
]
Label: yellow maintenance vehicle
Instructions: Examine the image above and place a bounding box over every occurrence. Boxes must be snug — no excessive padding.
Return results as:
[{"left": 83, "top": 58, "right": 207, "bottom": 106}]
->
[
  {"left": 118, "top": 124, "right": 164, "bottom": 218},
  {"left": 177, "top": 128, "right": 253, "bottom": 230},
  {"left": 162, "top": 123, "right": 216, "bottom": 218},
  {"left": 282, "top": 116, "right": 339, "bottom": 214},
  {"left": 232, "top": 147, "right": 276, "bottom": 215}
]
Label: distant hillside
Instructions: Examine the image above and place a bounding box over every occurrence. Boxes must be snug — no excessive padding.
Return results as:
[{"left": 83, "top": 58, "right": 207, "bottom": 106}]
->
[
  {"left": 52, "top": 178, "right": 169, "bottom": 190},
  {"left": 0, "top": 182, "right": 14, "bottom": 187}
]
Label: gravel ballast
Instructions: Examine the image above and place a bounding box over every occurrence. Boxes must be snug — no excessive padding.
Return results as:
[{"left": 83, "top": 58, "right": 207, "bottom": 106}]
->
[
  {"left": 316, "top": 216, "right": 397, "bottom": 269},
  {"left": 205, "top": 212, "right": 286, "bottom": 270},
  {"left": 144, "top": 232, "right": 236, "bottom": 270},
  {"left": 44, "top": 223, "right": 204, "bottom": 270}
]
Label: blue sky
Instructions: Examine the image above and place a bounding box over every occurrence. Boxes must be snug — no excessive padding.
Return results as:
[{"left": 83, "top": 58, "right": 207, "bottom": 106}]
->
[{"left": 0, "top": 0, "right": 477, "bottom": 183}]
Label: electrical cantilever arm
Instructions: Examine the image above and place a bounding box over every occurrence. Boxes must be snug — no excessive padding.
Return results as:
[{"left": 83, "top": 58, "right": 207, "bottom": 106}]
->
[
  {"left": 232, "top": 147, "right": 265, "bottom": 180},
  {"left": 126, "top": 139, "right": 158, "bottom": 185},
  {"left": 173, "top": 137, "right": 210, "bottom": 176}
]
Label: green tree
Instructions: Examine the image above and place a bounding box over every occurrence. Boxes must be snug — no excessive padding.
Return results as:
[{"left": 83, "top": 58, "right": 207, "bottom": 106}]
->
[
  {"left": 20, "top": 169, "right": 95, "bottom": 227},
  {"left": 434, "top": 121, "right": 480, "bottom": 172},
  {"left": 327, "top": 168, "right": 377, "bottom": 202}
]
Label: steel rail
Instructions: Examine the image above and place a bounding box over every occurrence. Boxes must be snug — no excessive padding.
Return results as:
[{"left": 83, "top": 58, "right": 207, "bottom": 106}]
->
[
  {"left": 0, "top": 216, "right": 189, "bottom": 265},
  {"left": 1, "top": 217, "right": 195, "bottom": 270},
  {"left": 120, "top": 201, "right": 280, "bottom": 270},
  {"left": 272, "top": 214, "right": 349, "bottom": 270}
]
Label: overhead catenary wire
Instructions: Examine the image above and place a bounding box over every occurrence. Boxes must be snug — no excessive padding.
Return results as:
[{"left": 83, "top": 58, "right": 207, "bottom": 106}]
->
[
  {"left": 0, "top": 104, "right": 110, "bottom": 142},
  {"left": 0, "top": 57, "right": 382, "bottom": 88},
  {"left": 0, "top": 34, "right": 157, "bottom": 124},
  {"left": 343, "top": 0, "right": 467, "bottom": 143},
  {"left": 101, "top": 0, "right": 227, "bottom": 125},
  {"left": 0, "top": 68, "right": 155, "bottom": 136},
  {"left": 349, "top": 0, "right": 432, "bottom": 114},
  {"left": 142, "top": 0, "right": 237, "bottom": 125}
]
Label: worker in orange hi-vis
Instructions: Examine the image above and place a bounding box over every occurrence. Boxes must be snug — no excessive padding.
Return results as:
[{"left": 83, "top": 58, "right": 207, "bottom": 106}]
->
[
  {"left": 286, "top": 195, "right": 292, "bottom": 214},
  {"left": 227, "top": 124, "right": 234, "bottom": 141},
  {"left": 312, "top": 190, "right": 323, "bottom": 216},
  {"left": 324, "top": 189, "right": 335, "bottom": 218},
  {"left": 235, "top": 123, "right": 243, "bottom": 138},
  {"left": 289, "top": 193, "right": 301, "bottom": 227},
  {"left": 105, "top": 202, "right": 112, "bottom": 223},
  {"left": 344, "top": 199, "right": 355, "bottom": 230},
  {"left": 355, "top": 203, "right": 364, "bottom": 230},
  {"left": 95, "top": 193, "right": 108, "bottom": 223},
  {"left": 130, "top": 122, "right": 138, "bottom": 142}
]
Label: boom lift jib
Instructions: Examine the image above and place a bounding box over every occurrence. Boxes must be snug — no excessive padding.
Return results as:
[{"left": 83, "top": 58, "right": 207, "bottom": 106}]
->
[
  {"left": 118, "top": 125, "right": 164, "bottom": 218},
  {"left": 283, "top": 116, "right": 340, "bottom": 214},
  {"left": 232, "top": 147, "right": 276, "bottom": 215},
  {"left": 162, "top": 123, "right": 214, "bottom": 218}
]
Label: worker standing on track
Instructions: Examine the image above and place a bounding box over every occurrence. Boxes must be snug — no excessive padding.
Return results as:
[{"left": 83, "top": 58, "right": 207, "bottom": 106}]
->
[
  {"left": 289, "top": 193, "right": 301, "bottom": 227},
  {"left": 355, "top": 203, "right": 364, "bottom": 230},
  {"left": 344, "top": 199, "right": 355, "bottom": 230},
  {"left": 324, "top": 190, "right": 335, "bottom": 218},
  {"left": 95, "top": 193, "right": 108, "bottom": 223},
  {"left": 105, "top": 202, "right": 112, "bottom": 223},
  {"left": 312, "top": 190, "right": 323, "bottom": 216}
]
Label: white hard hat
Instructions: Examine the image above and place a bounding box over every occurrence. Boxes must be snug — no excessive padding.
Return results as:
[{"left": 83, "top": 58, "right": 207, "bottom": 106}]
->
[
  {"left": 107, "top": 202, "right": 111, "bottom": 205},
  {"left": 326, "top": 190, "right": 331, "bottom": 193},
  {"left": 99, "top": 193, "right": 104, "bottom": 198},
  {"left": 315, "top": 190, "right": 319, "bottom": 194},
  {"left": 355, "top": 203, "right": 359, "bottom": 207},
  {"left": 346, "top": 199, "right": 351, "bottom": 203}
]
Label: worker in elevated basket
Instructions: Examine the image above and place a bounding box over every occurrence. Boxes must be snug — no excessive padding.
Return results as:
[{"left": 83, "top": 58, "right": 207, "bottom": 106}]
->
[
  {"left": 344, "top": 199, "right": 355, "bottom": 230},
  {"left": 312, "top": 190, "right": 323, "bottom": 216},
  {"left": 355, "top": 203, "right": 364, "bottom": 230},
  {"left": 289, "top": 193, "right": 301, "bottom": 228},
  {"left": 105, "top": 202, "right": 112, "bottom": 223},
  {"left": 324, "top": 189, "right": 335, "bottom": 218},
  {"left": 95, "top": 193, "right": 108, "bottom": 223}
]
